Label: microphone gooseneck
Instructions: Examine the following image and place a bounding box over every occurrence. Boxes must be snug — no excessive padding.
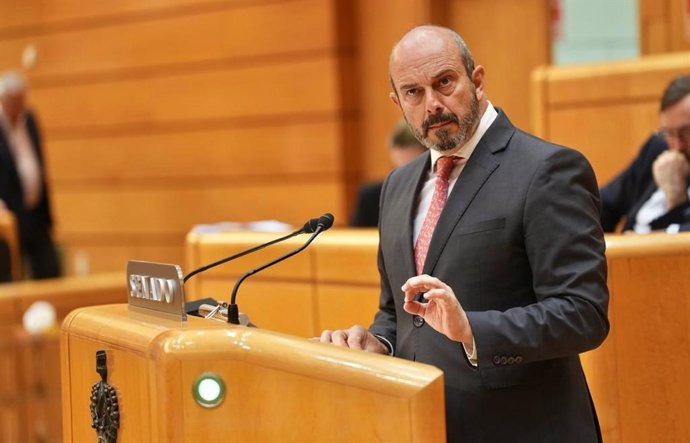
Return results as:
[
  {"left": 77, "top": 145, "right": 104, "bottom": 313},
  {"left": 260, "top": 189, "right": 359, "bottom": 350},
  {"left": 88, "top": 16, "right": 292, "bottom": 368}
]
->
[
  {"left": 183, "top": 215, "right": 324, "bottom": 284},
  {"left": 228, "top": 213, "right": 334, "bottom": 324}
]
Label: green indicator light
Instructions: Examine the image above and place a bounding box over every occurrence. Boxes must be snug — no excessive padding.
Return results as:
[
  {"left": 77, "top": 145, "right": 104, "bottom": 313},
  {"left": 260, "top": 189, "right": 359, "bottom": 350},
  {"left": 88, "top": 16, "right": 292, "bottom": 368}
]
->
[{"left": 193, "top": 372, "right": 226, "bottom": 408}]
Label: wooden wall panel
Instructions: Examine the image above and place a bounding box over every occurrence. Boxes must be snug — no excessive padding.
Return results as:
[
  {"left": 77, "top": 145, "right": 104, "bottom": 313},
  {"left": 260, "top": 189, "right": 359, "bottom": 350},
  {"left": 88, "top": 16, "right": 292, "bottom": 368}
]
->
[
  {"left": 639, "top": 0, "right": 690, "bottom": 54},
  {"left": 47, "top": 121, "right": 342, "bottom": 183},
  {"left": 0, "top": 0, "right": 351, "bottom": 274},
  {"left": 0, "top": 0, "right": 263, "bottom": 32},
  {"left": 353, "top": 0, "right": 431, "bottom": 182},
  {"left": 531, "top": 51, "right": 690, "bottom": 185},
  {"left": 547, "top": 103, "right": 658, "bottom": 184},
  {"left": 53, "top": 181, "right": 344, "bottom": 235},
  {"left": 0, "top": 1, "right": 334, "bottom": 78},
  {"left": 195, "top": 279, "right": 315, "bottom": 337},
  {"left": 31, "top": 58, "right": 340, "bottom": 130},
  {"left": 443, "top": 0, "right": 551, "bottom": 132},
  {"left": 60, "top": 243, "right": 183, "bottom": 276}
]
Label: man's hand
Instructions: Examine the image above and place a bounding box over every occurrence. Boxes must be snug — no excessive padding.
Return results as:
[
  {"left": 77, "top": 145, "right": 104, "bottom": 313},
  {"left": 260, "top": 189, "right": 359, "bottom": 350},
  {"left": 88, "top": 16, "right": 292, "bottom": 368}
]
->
[
  {"left": 402, "top": 275, "right": 473, "bottom": 348},
  {"left": 319, "top": 325, "right": 389, "bottom": 354},
  {"left": 653, "top": 151, "right": 690, "bottom": 209}
]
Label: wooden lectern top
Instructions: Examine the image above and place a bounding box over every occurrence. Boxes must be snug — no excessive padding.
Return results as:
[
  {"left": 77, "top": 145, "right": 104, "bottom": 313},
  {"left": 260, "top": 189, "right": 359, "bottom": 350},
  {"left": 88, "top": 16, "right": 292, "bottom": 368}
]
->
[{"left": 61, "top": 304, "right": 446, "bottom": 442}]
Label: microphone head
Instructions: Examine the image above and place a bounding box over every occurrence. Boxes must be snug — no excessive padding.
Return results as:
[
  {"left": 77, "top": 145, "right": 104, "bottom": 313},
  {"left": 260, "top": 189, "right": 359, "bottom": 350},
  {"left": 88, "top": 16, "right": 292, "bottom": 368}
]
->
[
  {"left": 317, "top": 213, "right": 334, "bottom": 231},
  {"left": 302, "top": 217, "right": 320, "bottom": 233}
]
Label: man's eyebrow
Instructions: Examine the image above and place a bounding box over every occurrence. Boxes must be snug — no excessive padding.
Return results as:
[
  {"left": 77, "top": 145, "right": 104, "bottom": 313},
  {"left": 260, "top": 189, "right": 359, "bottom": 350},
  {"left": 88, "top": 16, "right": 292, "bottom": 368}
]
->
[
  {"left": 432, "top": 69, "right": 456, "bottom": 80},
  {"left": 398, "top": 69, "right": 457, "bottom": 91},
  {"left": 398, "top": 81, "right": 419, "bottom": 91}
]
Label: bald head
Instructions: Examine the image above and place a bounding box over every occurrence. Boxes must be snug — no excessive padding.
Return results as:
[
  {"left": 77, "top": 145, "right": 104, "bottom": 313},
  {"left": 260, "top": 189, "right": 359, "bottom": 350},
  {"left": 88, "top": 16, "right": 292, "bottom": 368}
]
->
[
  {"left": 387, "top": 25, "right": 487, "bottom": 153},
  {"left": 390, "top": 26, "right": 475, "bottom": 89}
]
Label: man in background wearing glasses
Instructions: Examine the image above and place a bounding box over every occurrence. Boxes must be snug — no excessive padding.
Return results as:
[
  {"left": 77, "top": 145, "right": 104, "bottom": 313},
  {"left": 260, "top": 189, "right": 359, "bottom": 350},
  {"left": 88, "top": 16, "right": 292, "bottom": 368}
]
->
[{"left": 601, "top": 74, "right": 690, "bottom": 233}]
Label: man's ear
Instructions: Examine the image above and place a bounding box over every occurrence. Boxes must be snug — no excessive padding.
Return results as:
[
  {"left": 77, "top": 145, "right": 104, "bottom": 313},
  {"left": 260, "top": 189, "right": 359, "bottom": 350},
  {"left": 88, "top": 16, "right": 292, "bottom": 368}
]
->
[
  {"left": 390, "top": 91, "right": 400, "bottom": 107},
  {"left": 472, "top": 65, "right": 486, "bottom": 100}
]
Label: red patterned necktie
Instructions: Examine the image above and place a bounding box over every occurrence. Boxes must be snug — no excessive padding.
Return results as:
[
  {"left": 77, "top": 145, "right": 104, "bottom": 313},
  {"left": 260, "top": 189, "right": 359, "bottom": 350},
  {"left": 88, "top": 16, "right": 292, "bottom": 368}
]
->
[{"left": 414, "top": 156, "right": 461, "bottom": 275}]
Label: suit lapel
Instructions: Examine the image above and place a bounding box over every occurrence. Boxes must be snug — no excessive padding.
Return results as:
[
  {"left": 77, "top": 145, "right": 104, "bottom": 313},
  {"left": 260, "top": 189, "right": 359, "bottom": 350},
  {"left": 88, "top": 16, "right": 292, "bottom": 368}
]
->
[
  {"left": 398, "top": 153, "right": 431, "bottom": 277},
  {"left": 422, "top": 111, "right": 514, "bottom": 275}
]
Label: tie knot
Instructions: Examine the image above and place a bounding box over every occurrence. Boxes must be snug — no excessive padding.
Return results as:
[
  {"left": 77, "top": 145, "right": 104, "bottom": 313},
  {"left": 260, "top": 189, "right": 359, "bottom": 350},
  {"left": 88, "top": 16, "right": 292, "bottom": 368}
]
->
[{"left": 435, "top": 156, "right": 458, "bottom": 181}]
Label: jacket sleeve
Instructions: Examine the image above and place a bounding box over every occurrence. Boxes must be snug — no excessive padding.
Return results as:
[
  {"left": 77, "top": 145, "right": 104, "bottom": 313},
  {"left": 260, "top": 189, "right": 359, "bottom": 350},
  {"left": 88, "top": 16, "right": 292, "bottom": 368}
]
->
[{"left": 467, "top": 148, "right": 609, "bottom": 366}]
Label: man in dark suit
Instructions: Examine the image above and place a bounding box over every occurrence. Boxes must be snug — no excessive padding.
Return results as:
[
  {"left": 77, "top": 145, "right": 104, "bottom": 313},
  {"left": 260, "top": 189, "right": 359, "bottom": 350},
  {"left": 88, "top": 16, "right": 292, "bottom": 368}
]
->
[
  {"left": 320, "top": 26, "right": 609, "bottom": 442},
  {"left": 350, "top": 119, "right": 425, "bottom": 227},
  {"left": 0, "top": 72, "right": 60, "bottom": 279},
  {"left": 600, "top": 75, "right": 690, "bottom": 233}
]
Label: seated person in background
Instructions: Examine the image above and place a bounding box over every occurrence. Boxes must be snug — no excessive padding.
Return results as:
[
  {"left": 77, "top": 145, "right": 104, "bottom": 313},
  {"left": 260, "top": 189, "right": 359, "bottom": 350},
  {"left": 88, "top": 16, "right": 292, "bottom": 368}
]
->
[
  {"left": 0, "top": 72, "right": 60, "bottom": 278},
  {"left": 601, "top": 74, "right": 690, "bottom": 233},
  {"left": 350, "top": 119, "right": 425, "bottom": 227}
]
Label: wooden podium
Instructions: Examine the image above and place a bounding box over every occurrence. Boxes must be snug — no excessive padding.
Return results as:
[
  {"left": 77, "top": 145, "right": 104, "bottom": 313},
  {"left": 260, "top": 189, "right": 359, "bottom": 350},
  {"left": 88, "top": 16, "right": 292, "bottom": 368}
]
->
[{"left": 61, "top": 304, "right": 446, "bottom": 442}]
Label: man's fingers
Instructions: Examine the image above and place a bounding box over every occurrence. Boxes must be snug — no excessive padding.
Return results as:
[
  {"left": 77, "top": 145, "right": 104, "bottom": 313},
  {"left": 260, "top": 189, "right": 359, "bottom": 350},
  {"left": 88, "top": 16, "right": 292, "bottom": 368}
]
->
[
  {"left": 319, "top": 330, "right": 333, "bottom": 343},
  {"left": 346, "top": 329, "right": 365, "bottom": 350},
  {"left": 403, "top": 299, "right": 425, "bottom": 316},
  {"left": 422, "top": 288, "right": 453, "bottom": 303},
  {"left": 330, "top": 330, "right": 349, "bottom": 347}
]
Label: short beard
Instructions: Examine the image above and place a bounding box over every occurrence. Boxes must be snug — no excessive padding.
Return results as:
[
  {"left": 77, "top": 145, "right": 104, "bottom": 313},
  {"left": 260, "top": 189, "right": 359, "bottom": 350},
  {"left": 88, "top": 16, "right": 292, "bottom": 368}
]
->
[{"left": 412, "top": 94, "right": 481, "bottom": 152}]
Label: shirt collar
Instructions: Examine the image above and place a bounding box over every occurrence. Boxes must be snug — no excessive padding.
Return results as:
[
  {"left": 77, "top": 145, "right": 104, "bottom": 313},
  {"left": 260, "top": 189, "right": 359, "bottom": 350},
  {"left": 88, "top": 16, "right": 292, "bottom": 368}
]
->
[{"left": 429, "top": 101, "right": 498, "bottom": 172}]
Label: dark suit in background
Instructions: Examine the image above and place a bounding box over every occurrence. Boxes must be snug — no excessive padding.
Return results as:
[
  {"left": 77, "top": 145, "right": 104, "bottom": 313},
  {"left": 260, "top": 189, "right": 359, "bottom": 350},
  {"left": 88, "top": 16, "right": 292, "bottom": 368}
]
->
[
  {"left": 370, "top": 110, "right": 609, "bottom": 443},
  {"left": 0, "top": 111, "right": 60, "bottom": 279},
  {"left": 601, "top": 134, "right": 690, "bottom": 232},
  {"left": 350, "top": 181, "right": 383, "bottom": 227}
]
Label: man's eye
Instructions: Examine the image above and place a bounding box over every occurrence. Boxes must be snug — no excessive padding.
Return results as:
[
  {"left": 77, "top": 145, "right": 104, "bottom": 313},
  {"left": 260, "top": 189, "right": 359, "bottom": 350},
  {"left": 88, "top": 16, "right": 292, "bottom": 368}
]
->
[
  {"left": 439, "top": 77, "right": 451, "bottom": 87},
  {"left": 405, "top": 89, "right": 418, "bottom": 96}
]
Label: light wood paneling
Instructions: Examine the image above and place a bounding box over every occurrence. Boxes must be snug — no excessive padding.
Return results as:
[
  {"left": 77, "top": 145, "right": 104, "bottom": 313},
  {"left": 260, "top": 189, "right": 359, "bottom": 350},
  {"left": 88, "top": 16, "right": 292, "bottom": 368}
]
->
[
  {"left": 195, "top": 279, "right": 315, "bottom": 337},
  {"left": 186, "top": 232, "right": 312, "bottom": 280},
  {"left": 0, "top": 0, "right": 334, "bottom": 78},
  {"left": 62, "top": 304, "right": 446, "bottom": 442},
  {"left": 531, "top": 51, "right": 690, "bottom": 185},
  {"left": 31, "top": 58, "right": 341, "bottom": 131},
  {"left": 47, "top": 120, "right": 342, "bottom": 183},
  {"left": 353, "top": 0, "right": 431, "bottom": 182},
  {"left": 53, "top": 181, "right": 344, "bottom": 235},
  {"left": 0, "top": 0, "right": 270, "bottom": 32},
  {"left": 0, "top": 0, "right": 352, "bottom": 275},
  {"left": 0, "top": 274, "right": 126, "bottom": 443},
  {"left": 316, "top": 284, "right": 380, "bottom": 331},
  {"left": 444, "top": 0, "right": 550, "bottom": 132},
  {"left": 185, "top": 229, "right": 380, "bottom": 337},
  {"left": 580, "top": 233, "right": 690, "bottom": 443},
  {"left": 639, "top": 0, "right": 690, "bottom": 54}
]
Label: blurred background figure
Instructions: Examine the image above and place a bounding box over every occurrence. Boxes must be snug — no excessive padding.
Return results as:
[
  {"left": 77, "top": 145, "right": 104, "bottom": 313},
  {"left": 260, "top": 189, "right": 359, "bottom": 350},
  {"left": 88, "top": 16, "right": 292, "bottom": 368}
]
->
[
  {"left": 600, "top": 74, "right": 690, "bottom": 233},
  {"left": 350, "top": 119, "right": 426, "bottom": 227},
  {"left": 0, "top": 71, "right": 60, "bottom": 279}
]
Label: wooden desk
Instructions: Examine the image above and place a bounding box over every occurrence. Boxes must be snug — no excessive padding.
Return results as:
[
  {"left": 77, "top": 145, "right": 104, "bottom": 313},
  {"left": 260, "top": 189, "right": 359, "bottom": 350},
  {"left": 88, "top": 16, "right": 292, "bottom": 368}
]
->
[
  {"left": 582, "top": 232, "right": 690, "bottom": 443},
  {"left": 188, "top": 229, "right": 690, "bottom": 442},
  {"left": 185, "top": 229, "right": 380, "bottom": 336},
  {"left": 0, "top": 273, "right": 126, "bottom": 443}
]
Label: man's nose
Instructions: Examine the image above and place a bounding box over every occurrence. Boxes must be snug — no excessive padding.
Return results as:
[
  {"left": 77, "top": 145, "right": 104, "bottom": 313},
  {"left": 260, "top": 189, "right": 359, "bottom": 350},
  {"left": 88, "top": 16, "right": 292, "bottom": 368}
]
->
[{"left": 425, "top": 89, "right": 444, "bottom": 115}]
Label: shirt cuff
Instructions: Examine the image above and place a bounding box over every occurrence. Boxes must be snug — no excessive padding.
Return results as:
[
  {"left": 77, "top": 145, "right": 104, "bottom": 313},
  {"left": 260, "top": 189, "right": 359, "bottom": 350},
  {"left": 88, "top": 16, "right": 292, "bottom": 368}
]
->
[
  {"left": 666, "top": 223, "right": 681, "bottom": 234},
  {"left": 374, "top": 334, "right": 394, "bottom": 356},
  {"left": 462, "top": 338, "right": 477, "bottom": 367}
]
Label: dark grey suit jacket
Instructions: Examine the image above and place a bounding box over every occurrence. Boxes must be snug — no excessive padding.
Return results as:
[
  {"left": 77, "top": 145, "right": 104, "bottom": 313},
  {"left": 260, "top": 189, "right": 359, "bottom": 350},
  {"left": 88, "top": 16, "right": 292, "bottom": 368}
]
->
[{"left": 370, "top": 110, "right": 609, "bottom": 443}]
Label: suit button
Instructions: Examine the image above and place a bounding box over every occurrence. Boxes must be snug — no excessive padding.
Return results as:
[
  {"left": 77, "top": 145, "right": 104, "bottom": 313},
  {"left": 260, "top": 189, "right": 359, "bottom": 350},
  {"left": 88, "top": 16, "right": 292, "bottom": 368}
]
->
[
  {"left": 507, "top": 357, "right": 515, "bottom": 365},
  {"left": 515, "top": 356, "right": 523, "bottom": 364},
  {"left": 493, "top": 356, "right": 502, "bottom": 365},
  {"left": 413, "top": 315, "right": 424, "bottom": 328},
  {"left": 499, "top": 356, "right": 508, "bottom": 365}
]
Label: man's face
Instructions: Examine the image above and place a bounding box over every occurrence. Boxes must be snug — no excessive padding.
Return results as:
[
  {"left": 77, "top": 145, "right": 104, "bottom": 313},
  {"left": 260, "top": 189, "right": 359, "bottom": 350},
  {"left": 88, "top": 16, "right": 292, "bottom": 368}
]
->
[
  {"left": 389, "top": 29, "right": 485, "bottom": 153},
  {"left": 0, "top": 91, "right": 26, "bottom": 126},
  {"left": 659, "top": 94, "right": 690, "bottom": 158}
]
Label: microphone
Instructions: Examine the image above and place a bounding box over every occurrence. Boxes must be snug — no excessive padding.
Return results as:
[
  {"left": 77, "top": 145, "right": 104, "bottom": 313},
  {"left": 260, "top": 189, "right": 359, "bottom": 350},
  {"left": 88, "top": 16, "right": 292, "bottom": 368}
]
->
[
  {"left": 183, "top": 215, "right": 326, "bottom": 285},
  {"left": 227, "top": 213, "right": 334, "bottom": 324}
]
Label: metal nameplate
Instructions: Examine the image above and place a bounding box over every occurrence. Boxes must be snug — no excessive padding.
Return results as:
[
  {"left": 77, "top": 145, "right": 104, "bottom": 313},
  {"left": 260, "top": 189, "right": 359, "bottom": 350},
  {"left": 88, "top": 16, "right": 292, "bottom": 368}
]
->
[{"left": 126, "top": 260, "right": 187, "bottom": 321}]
